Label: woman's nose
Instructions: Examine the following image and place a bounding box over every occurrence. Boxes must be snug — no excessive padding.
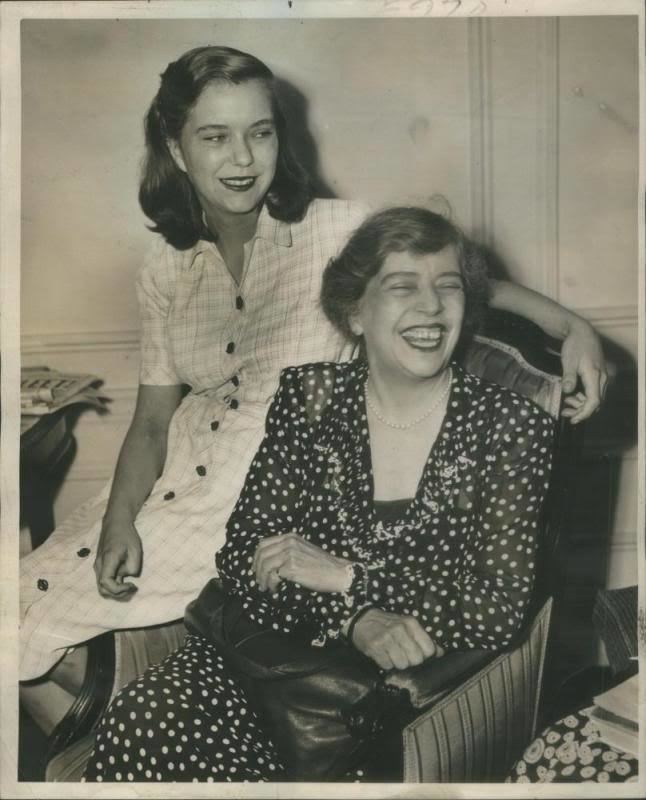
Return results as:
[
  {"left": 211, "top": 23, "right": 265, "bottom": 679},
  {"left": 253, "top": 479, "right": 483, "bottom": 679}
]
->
[
  {"left": 416, "top": 286, "right": 443, "bottom": 314},
  {"left": 230, "top": 137, "right": 253, "bottom": 167}
]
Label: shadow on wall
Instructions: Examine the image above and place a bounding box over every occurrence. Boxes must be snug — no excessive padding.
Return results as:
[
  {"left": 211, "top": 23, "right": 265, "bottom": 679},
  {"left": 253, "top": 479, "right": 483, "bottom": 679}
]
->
[
  {"left": 275, "top": 77, "right": 337, "bottom": 200},
  {"left": 482, "top": 242, "right": 638, "bottom": 447},
  {"left": 481, "top": 242, "right": 638, "bottom": 685}
]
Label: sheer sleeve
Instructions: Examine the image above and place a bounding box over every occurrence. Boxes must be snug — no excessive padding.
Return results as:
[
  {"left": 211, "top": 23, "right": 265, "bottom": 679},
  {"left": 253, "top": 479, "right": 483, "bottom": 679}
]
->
[
  {"left": 217, "top": 369, "right": 555, "bottom": 652},
  {"left": 216, "top": 365, "right": 360, "bottom": 642},
  {"left": 346, "top": 399, "right": 555, "bottom": 651},
  {"left": 216, "top": 368, "right": 311, "bottom": 604}
]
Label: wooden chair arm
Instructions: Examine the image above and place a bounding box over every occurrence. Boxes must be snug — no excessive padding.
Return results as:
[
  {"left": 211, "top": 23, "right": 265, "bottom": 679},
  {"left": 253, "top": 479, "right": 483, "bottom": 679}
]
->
[
  {"left": 47, "top": 632, "right": 115, "bottom": 762},
  {"left": 47, "top": 621, "right": 186, "bottom": 766}
]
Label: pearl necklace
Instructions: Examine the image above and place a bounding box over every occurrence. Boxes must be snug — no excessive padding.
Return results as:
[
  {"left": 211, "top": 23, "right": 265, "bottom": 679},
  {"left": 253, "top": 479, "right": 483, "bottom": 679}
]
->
[{"left": 365, "top": 368, "right": 452, "bottom": 430}]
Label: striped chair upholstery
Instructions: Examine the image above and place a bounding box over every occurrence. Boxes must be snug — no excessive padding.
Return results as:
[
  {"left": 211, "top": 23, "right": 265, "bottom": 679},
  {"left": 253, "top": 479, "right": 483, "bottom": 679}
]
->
[
  {"left": 592, "top": 585, "right": 638, "bottom": 676},
  {"left": 112, "top": 621, "right": 187, "bottom": 693},
  {"left": 46, "top": 621, "right": 187, "bottom": 782},
  {"left": 402, "top": 598, "right": 553, "bottom": 782},
  {"left": 463, "top": 335, "right": 561, "bottom": 418}
]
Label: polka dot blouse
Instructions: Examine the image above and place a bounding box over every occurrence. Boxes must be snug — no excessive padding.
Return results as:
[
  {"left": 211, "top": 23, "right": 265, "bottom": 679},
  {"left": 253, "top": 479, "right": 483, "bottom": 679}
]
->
[{"left": 216, "top": 359, "right": 555, "bottom": 653}]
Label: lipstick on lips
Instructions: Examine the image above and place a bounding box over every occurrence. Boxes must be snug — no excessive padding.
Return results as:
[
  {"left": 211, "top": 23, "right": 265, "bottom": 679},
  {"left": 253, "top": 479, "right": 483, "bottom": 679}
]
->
[
  {"left": 401, "top": 324, "right": 445, "bottom": 350},
  {"left": 219, "top": 176, "right": 257, "bottom": 192}
]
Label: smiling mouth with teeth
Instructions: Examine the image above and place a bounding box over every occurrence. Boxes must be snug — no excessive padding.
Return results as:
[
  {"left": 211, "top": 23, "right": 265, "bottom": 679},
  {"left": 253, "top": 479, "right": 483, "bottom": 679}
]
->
[
  {"left": 219, "top": 177, "right": 257, "bottom": 191},
  {"left": 401, "top": 326, "right": 445, "bottom": 348}
]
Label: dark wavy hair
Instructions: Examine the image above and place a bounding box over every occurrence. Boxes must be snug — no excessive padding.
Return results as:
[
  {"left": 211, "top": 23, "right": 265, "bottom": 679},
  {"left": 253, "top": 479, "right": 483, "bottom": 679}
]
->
[
  {"left": 139, "top": 46, "right": 313, "bottom": 250},
  {"left": 321, "top": 206, "right": 490, "bottom": 348}
]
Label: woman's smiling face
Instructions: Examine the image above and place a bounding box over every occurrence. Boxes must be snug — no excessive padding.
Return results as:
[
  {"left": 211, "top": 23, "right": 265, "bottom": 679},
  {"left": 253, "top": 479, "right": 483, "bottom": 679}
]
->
[
  {"left": 351, "top": 246, "right": 465, "bottom": 384},
  {"left": 168, "top": 79, "right": 279, "bottom": 222}
]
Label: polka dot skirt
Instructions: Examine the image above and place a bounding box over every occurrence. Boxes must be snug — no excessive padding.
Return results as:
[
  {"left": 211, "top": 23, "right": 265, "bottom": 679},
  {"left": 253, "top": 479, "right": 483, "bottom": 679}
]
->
[{"left": 83, "top": 634, "right": 286, "bottom": 782}]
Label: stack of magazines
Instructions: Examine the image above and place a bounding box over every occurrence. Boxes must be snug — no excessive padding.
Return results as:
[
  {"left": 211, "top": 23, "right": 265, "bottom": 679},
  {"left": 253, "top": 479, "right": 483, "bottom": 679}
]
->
[
  {"left": 588, "top": 673, "right": 639, "bottom": 756},
  {"left": 21, "top": 368, "right": 109, "bottom": 419}
]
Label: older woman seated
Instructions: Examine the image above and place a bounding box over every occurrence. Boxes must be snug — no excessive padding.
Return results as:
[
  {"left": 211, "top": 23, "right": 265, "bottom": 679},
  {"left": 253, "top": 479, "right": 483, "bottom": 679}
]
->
[{"left": 83, "top": 207, "right": 555, "bottom": 782}]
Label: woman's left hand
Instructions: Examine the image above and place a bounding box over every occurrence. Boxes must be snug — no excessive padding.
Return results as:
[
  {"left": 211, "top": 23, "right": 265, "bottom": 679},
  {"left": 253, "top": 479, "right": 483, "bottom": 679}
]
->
[
  {"left": 252, "top": 532, "right": 351, "bottom": 594},
  {"left": 560, "top": 318, "right": 609, "bottom": 423}
]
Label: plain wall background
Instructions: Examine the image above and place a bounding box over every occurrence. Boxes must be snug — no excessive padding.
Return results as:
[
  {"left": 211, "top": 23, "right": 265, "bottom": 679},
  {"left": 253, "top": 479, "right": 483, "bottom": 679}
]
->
[
  {"left": 21, "top": 18, "right": 476, "bottom": 334},
  {"left": 20, "top": 15, "right": 640, "bottom": 671}
]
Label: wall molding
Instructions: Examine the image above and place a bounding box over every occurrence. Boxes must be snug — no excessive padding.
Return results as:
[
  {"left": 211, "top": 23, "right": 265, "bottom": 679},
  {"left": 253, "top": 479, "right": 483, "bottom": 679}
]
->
[
  {"left": 569, "top": 306, "right": 638, "bottom": 328},
  {"left": 64, "top": 464, "right": 113, "bottom": 483},
  {"left": 568, "top": 533, "right": 639, "bottom": 551},
  {"left": 20, "top": 305, "right": 638, "bottom": 360},
  {"left": 583, "top": 441, "right": 638, "bottom": 460},
  {"left": 535, "top": 17, "right": 560, "bottom": 300},
  {"left": 21, "top": 329, "right": 140, "bottom": 355},
  {"left": 469, "top": 16, "right": 561, "bottom": 299},
  {"left": 468, "top": 17, "right": 494, "bottom": 245}
]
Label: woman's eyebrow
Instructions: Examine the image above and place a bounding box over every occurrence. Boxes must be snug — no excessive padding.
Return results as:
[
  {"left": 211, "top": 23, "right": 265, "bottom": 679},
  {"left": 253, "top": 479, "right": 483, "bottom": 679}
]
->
[
  {"left": 249, "top": 118, "right": 275, "bottom": 129},
  {"left": 196, "top": 123, "right": 229, "bottom": 133},
  {"left": 380, "top": 271, "right": 418, "bottom": 284},
  {"left": 436, "top": 271, "right": 464, "bottom": 280},
  {"left": 380, "top": 270, "right": 464, "bottom": 287},
  {"left": 196, "top": 118, "right": 275, "bottom": 134}
]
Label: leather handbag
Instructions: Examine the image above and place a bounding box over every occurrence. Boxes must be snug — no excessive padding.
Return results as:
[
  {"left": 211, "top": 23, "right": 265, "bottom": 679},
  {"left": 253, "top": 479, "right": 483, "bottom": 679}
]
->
[{"left": 184, "top": 578, "right": 389, "bottom": 780}]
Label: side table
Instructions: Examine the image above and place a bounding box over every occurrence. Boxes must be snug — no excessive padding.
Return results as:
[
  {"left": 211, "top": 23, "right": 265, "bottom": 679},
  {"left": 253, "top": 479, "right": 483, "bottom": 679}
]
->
[{"left": 20, "top": 408, "right": 77, "bottom": 550}]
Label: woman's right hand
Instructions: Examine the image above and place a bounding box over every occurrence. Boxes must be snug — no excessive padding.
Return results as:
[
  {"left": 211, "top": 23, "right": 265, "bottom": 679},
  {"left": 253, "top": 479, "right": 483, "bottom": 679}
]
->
[
  {"left": 351, "top": 608, "right": 443, "bottom": 670},
  {"left": 90, "top": 384, "right": 181, "bottom": 601},
  {"left": 94, "top": 518, "right": 143, "bottom": 600}
]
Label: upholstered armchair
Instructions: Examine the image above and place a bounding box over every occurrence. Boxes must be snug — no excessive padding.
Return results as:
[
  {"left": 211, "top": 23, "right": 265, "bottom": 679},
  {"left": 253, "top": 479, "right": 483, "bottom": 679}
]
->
[{"left": 45, "top": 310, "right": 582, "bottom": 782}]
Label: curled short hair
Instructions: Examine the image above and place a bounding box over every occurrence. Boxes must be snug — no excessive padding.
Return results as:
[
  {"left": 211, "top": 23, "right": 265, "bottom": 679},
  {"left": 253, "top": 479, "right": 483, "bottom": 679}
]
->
[
  {"left": 139, "top": 46, "right": 313, "bottom": 250},
  {"left": 321, "top": 206, "right": 490, "bottom": 347}
]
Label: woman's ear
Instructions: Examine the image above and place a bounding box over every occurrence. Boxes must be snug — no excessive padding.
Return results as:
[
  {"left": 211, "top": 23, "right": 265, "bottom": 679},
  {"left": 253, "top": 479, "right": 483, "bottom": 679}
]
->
[
  {"left": 167, "top": 139, "right": 187, "bottom": 173},
  {"left": 348, "top": 307, "right": 364, "bottom": 338}
]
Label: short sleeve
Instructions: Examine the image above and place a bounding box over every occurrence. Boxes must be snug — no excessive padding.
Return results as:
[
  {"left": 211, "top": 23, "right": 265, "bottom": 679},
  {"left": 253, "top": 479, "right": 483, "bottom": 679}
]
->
[{"left": 136, "top": 237, "right": 182, "bottom": 386}]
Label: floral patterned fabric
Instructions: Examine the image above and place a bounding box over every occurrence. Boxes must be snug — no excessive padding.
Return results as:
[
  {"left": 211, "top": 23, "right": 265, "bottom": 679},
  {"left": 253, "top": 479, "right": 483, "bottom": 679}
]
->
[
  {"left": 217, "top": 359, "right": 555, "bottom": 652},
  {"left": 507, "top": 708, "right": 639, "bottom": 783}
]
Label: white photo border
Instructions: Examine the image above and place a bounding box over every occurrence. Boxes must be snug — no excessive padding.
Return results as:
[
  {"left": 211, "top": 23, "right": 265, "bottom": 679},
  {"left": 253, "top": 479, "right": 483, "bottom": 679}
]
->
[{"left": 1, "top": 1, "right": 644, "bottom": 798}]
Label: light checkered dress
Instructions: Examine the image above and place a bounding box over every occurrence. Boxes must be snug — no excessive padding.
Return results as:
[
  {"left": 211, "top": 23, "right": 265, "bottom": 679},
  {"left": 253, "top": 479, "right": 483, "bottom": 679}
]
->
[{"left": 20, "top": 199, "right": 368, "bottom": 680}]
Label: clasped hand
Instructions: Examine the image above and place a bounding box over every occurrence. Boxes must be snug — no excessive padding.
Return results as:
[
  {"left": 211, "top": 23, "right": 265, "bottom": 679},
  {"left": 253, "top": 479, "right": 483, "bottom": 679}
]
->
[
  {"left": 252, "top": 532, "right": 351, "bottom": 594},
  {"left": 253, "top": 535, "right": 443, "bottom": 671},
  {"left": 351, "top": 608, "right": 444, "bottom": 671}
]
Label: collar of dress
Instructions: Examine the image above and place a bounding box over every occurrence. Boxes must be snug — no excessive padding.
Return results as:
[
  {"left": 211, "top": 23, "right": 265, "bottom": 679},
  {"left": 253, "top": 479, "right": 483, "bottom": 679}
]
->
[
  {"left": 318, "top": 361, "right": 477, "bottom": 521},
  {"left": 187, "top": 204, "right": 292, "bottom": 269}
]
